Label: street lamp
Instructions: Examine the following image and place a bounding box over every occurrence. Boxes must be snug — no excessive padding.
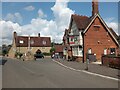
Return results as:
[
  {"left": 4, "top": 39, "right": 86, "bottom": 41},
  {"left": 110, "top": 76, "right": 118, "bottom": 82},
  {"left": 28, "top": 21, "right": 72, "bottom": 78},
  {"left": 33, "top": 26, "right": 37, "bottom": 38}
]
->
[{"left": 85, "top": 53, "right": 89, "bottom": 70}]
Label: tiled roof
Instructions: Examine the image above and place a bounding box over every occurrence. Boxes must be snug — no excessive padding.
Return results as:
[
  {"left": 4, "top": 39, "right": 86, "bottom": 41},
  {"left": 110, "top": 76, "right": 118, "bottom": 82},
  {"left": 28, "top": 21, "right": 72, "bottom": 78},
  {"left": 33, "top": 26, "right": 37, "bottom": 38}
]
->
[
  {"left": 71, "top": 14, "right": 91, "bottom": 30},
  {"left": 15, "top": 36, "right": 51, "bottom": 47}
]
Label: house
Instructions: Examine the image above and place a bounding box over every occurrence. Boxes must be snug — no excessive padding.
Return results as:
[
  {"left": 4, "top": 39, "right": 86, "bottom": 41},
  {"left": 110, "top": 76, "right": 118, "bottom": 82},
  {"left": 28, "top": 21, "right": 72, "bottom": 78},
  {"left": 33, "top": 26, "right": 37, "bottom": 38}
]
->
[
  {"left": 63, "top": 0, "right": 120, "bottom": 62},
  {"left": 8, "top": 32, "right": 51, "bottom": 58},
  {"left": 63, "top": 29, "right": 72, "bottom": 60},
  {"left": 54, "top": 44, "right": 64, "bottom": 58}
]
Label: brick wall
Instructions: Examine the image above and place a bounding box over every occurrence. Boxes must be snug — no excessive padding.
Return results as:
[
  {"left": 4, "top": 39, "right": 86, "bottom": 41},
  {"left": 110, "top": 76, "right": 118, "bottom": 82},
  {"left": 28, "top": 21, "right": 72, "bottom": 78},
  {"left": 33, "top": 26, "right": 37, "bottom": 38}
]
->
[
  {"left": 84, "top": 17, "right": 118, "bottom": 62},
  {"left": 101, "top": 56, "right": 120, "bottom": 69}
]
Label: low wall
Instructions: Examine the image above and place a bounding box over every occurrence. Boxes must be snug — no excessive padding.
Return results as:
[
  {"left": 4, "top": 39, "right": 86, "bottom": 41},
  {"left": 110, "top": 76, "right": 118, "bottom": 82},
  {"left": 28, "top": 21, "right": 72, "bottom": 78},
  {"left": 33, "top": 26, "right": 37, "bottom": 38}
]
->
[{"left": 101, "top": 55, "right": 120, "bottom": 69}]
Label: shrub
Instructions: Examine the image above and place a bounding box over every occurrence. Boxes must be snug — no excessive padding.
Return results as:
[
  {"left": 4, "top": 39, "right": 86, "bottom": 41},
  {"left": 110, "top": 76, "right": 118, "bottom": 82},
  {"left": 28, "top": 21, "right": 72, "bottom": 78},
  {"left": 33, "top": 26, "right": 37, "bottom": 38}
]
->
[
  {"left": 42, "top": 52, "right": 51, "bottom": 56},
  {"left": 15, "top": 52, "right": 23, "bottom": 59}
]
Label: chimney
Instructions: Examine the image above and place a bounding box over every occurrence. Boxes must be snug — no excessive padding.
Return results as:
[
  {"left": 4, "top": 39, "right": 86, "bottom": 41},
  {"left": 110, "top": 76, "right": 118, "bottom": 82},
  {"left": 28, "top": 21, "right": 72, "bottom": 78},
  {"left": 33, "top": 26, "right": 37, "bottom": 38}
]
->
[
  {"left": 92, "top": 0, "right": 99, "bottom": 16},
  {"left": 38, "top": 33, "right": 40, "bottom": 37},
  {"left": 13, "top": 31, "right": 17, "bottom": 38}
]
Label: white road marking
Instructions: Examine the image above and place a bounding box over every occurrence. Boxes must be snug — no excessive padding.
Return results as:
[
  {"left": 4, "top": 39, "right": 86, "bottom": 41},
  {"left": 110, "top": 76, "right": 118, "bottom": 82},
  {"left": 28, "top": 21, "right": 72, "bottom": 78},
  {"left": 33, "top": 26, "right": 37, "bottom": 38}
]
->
[{"left": 52, "top": 59, "right": 119, "bottom": 81}]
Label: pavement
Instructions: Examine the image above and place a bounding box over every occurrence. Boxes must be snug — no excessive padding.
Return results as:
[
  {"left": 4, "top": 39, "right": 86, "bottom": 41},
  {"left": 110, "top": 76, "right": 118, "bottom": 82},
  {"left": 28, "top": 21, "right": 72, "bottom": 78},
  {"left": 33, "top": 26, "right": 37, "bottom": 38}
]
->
[{"left": 53, "top": 58, "right": 120, "bottom": 79}]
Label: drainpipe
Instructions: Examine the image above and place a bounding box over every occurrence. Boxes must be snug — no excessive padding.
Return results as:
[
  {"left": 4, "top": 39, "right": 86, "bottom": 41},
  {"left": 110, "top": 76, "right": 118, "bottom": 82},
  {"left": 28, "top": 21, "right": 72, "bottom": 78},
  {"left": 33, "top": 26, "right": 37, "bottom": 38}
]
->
[{"left": 81, "top": 32, "right": 84, "bottom": 63}]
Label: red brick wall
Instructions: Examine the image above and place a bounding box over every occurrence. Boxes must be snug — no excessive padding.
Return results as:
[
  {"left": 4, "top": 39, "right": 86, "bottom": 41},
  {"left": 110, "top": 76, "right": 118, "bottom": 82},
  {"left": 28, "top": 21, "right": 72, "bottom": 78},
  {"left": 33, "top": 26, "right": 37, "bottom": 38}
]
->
[
  {"left": 84, "top": 17, "right": 118, "bottom": 62},
  {"left": 101, "top": 56, "right": 120, "bottom": 69}
]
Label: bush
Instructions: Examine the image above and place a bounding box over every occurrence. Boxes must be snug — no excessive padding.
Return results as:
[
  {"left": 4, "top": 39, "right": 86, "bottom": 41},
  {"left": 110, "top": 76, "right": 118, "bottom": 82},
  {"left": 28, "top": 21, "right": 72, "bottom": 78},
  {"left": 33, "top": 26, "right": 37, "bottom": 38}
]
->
[
  {"left": 15, "top": 52, "right": 23, "bottom": 59},
  {"left": 42, "top": 52, "right": 51, "bottom": 56},
  {"left": 50, "top": 47, "right": 55, "bottom": 53}
]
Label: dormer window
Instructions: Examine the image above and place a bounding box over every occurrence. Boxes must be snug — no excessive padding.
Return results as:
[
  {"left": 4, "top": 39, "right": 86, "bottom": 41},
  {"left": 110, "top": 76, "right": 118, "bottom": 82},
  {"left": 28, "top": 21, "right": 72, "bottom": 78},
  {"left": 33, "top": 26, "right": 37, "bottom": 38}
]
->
[
  {"left": 42, "top": 41, "right": 46, "bottom": 45},
  {"left": 30, "top": 40, "right": 34, "bottom": 44},
  {"left": 19, "top": 40, "right": 24, "bottom": 44}
]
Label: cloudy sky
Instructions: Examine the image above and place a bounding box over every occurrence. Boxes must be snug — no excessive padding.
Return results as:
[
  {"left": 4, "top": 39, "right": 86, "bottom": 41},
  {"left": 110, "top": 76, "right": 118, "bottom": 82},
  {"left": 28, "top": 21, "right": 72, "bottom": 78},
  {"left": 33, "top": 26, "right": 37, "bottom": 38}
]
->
[{"left": 0, "top": 0, "right": 119, "bottom": 46}]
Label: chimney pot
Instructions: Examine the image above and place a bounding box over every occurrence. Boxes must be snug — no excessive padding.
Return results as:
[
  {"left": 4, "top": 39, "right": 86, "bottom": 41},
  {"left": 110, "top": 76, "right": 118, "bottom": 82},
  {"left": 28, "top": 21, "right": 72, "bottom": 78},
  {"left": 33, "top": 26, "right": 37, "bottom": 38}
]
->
[
  {"left": 38, "top": 33, "right": 40, "bottom": 37},
  {"left": 14, "top": 31, "right": 17, "bottom": 38}
]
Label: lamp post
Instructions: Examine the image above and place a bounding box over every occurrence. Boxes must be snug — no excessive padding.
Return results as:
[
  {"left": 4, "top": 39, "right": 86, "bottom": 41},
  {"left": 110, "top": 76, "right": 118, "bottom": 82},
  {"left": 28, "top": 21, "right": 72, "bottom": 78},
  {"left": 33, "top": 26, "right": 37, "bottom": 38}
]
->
[{"left": 85, "top": 53, "right": 89, "bottom": 70}]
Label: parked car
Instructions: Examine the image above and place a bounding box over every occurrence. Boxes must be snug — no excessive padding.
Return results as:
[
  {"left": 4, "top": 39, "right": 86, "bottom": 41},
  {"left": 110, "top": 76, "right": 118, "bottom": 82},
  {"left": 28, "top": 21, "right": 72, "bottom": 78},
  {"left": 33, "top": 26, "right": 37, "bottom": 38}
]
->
[{"left": 34, "top": 49, "right": 44, "bottom": 60}]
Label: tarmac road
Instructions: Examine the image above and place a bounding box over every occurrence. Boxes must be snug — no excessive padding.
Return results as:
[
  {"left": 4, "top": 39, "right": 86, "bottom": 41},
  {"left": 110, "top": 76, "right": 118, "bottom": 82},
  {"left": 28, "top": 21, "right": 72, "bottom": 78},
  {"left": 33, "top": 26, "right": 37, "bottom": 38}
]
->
[{"left": 2, "top": 58, "right": 119, "bottom": 88}]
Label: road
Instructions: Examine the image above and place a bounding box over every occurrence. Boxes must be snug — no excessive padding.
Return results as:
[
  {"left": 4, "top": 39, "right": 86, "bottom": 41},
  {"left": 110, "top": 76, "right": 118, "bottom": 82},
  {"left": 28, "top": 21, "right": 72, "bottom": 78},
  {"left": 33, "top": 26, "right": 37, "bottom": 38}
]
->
[{"left": 2, "top": 58, "right": 119, "bottom": 88}]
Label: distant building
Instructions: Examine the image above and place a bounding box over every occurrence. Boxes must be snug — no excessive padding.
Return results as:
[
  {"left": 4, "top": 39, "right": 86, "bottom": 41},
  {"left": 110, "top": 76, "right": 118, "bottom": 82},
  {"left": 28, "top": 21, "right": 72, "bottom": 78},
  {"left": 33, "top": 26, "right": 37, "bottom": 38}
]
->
[
  {"left": 8, "top": 32, "right": 51, "bottom": 58},
  {"left": 54, "top": 44, "right": 64, "bottom": 58},
  {"left": 63, "top": 0, "right": 120, "bottom": 62}
]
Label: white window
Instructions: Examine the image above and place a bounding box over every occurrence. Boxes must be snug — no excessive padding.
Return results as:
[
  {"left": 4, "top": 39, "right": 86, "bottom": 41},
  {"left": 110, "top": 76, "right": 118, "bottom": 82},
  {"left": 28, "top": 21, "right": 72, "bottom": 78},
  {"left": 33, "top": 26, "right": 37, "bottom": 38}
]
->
[
  {"left": 79, "top": 48, "right": 83, "bottom": 57},
  {"left": 104, "top": 48, "right": 107, "bottom": 55},
  {"left": 19, "top": 40, "right": 24, "bottom": 44},
  {"left": 42, "top": 41, "right": 46, "bottom": 45},
  {"left": 73, "top": 46, "right": 79, "bottom": 56},
  {"left": 88, "top": 48, "right": 92, "bottom": 54},
  {"left": 30, "top": 40, "right": 34, "bottom": 44}
]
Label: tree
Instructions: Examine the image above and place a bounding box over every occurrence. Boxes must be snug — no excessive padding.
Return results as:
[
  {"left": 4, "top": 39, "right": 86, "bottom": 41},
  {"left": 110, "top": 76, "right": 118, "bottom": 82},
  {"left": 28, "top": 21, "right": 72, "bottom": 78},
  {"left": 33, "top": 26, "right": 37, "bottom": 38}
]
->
[
  {"left": 2, "top": 44, "right": 12, "bottom": 56},
  {"left": 2, "top": 45, "right": 8, "bottom": 56},
  {"left": 50, "top": 47, "right": 55, "bottom": 54}
]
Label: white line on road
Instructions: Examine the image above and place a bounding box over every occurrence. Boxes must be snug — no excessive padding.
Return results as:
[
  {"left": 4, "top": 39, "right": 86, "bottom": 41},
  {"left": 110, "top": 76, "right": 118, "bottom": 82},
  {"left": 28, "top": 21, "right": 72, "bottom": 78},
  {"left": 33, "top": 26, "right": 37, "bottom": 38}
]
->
[{"left": 52, "top": 59, "right": 119, "bottom": 81}]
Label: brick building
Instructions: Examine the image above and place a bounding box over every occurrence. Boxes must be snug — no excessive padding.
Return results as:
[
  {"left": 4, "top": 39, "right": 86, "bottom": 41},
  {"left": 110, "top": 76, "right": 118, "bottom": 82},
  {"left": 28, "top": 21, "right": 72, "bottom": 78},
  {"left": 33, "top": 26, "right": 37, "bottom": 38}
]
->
[
  {"left": 63, "top": 0, "right": 120, "bottom": 62},
  {"left": 8, "top": 32, "right": 51, "bottom": 58}
]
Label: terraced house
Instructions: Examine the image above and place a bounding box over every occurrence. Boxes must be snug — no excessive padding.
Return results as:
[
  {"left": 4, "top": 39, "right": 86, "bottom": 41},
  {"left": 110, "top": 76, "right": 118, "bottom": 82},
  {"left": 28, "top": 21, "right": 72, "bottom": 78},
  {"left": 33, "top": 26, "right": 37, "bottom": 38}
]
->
[
  {"left": 63, "top": 0, "right": 120, "bottom": 62},
  {"left": 8, "top": 32, "right": 51, "bottom": 58}
]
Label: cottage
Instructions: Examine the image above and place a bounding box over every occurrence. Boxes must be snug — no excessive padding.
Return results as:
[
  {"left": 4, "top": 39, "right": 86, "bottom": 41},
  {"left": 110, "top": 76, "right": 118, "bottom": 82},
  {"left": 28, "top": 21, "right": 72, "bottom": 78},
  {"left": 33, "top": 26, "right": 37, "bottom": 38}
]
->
[
  {"left": 8, "top": 32, "right": 51, "bottom": 58},
  {"left": 63, "top": 0, "right": 120, "bottom": 62}
]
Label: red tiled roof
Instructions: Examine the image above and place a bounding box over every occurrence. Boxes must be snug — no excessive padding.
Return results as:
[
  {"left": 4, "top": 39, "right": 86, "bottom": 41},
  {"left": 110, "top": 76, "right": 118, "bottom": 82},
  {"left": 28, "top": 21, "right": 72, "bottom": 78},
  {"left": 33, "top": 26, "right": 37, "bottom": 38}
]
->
[
  {"left": 71, "top": 14, "right": 91, "bottom": 30},
  {"left": 54, "top": 45, "right": 63, "bottom": 53},
  {"left": 15, "top": 36, "right": 51, "bottom": 47}
]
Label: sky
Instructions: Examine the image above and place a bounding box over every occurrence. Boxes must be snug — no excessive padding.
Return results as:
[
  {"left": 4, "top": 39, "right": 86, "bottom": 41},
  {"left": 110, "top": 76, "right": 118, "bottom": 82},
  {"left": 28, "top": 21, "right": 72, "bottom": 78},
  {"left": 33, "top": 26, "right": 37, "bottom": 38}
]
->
[{"left": 0, "top": 0, "right": 119, "bottom": 45}]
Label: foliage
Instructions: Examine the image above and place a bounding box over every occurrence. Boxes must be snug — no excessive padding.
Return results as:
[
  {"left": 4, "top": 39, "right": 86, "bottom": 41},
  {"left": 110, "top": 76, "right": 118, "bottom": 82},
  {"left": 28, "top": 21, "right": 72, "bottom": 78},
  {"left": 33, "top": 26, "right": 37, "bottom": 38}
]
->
[
  {"left": 15, "top": 52, "right": 23, "bottom": 59},
  {"left": 42, "top": 52, "right": 51, "bottom": 56},
  {"left": 50, "top": 47, "right": 55, "bottom": 53},
  {"left": 2, "top": 44, "right": 12, "bottom": 56}
]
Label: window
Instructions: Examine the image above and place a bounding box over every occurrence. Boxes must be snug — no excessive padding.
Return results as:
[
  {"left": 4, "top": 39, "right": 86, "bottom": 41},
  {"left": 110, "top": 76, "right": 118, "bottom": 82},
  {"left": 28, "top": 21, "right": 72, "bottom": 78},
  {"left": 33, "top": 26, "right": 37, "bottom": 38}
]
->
[
  {"left": 104, "top": 48, "right": 107, "bottom": 55},
  {"left": 88, "top": 48, "right": 92, "bottom": 54},
  {"left": 110, "top": 48, "right": 116, "bottom": 54},
  {"left": 74, "top": 46, "right": 78, "bottom": 56},
  {"left": 30, "top": 40, "right": 34, "bottom": 44},
  {"left": 19, "top": 40, "right": 24, "bottom": 44},
  {"left": 42, "top": 41, "right": 46, "bottom": 45}
]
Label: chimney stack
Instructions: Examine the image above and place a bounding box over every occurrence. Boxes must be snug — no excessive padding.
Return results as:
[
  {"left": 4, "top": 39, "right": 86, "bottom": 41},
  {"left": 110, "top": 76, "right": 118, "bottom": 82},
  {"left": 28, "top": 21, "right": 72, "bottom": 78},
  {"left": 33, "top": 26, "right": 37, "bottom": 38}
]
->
[
  {"left": 14, "top": 31, "right": 17, "bottom": 38},
  {"left": 38, "top": 33, "right": 40, "bottom": 37},
  {"left": 92, "top": 0, "right": 99, "bottom": 16}
]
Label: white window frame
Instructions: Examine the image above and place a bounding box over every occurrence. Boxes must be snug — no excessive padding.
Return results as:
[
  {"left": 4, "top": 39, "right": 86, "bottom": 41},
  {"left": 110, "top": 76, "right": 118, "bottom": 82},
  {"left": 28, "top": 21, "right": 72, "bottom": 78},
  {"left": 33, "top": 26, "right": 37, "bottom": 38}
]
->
[
  {"left": 19, "top": 40, "right": 24, "bottom": 44},
  {"left": 88, "top": 48, "right": 92, "bottom": 54},
  {"left": 104, "top": 48, "right": 107, "bottom": 55}
]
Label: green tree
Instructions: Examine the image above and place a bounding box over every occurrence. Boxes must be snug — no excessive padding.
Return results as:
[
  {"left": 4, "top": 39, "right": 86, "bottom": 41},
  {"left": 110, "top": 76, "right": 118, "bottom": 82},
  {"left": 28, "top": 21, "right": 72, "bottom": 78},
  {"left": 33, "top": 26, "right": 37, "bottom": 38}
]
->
[
  {"left": 2, "top": 44, "right": 12, "bottom": 56},
  {"left": 50, "top": 47, "right": 55, "bottom": 54}
]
